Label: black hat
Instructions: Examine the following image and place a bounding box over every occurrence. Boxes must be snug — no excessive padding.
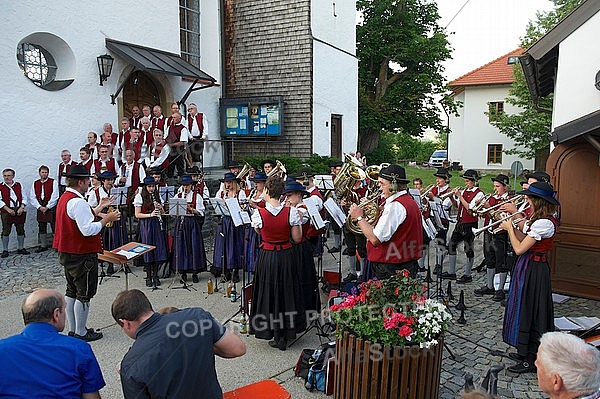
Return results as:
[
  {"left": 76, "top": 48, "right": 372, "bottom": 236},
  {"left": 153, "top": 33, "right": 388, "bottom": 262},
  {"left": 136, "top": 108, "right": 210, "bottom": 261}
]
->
[
  {"left": 379, "top": 164, "right": 409, "bottom": 184},
  {"left": 219, "top": 172, "right": 240, "bottom": 182},
  {"left": 147, "top": 167, "right": 163, "bottom": 176},
  {"left": 524, "top": 171, "right": 550, "bottom": 183},
  {"left": 227, "top": 160, "right": 241, "bottom": 169},
  {"left": 250, "top": 172, "right": 267, "bottom": 182},
  {"left": 329, "top": 160, "right": 343, "bottom": 168},
  {"left": 517, "top": 181, "right": 559, "bottom": 205},
  {"left": 461, "top": 169, "right": 480, "bottom": 181},
  {"left": 140, "top": 176, "right": 158, "bottom": 186},
  {"left": 64, "top": 165, "right": 92, "bottom": 178},
  {"left": 285, "top": 176, "right": 297, "bottom": 185},
  {"left": 433, "top": 167, "right": 452, "bottom": 180},
  {"left": 97, "top": 171, "right": 116, "bottom": 181},
  {"left": 186, "top": 166, "right": 203, "bottom": 176},
  {"left": 179, "top": 175, "right": 194, "bottom": 185},
  {"left": 261, "top": 159, "right": 275, "bottom": 170},
  {"left": 491, "top": 174, "right": 509, "bottom": 186},
  {"left": 292, "top": 167, "right": 314, "bottom": 180},
  {"left": 284, "top": 181, "right": 309, "bottom": 196}
]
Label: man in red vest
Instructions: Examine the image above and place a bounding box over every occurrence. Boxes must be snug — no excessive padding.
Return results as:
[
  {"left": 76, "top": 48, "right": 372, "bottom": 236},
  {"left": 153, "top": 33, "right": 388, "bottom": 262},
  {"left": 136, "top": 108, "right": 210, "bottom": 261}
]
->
[
  {"left": 29, "top": 165, "right": 59, "bottom": 253},
  {"left": 57, "top": 150, "right": 73, "bottom": 196},
  {"left": 442, "top": 169, "right": 485, "bottom": 283},
  {"left": 348, "top": 164, "right": 423, "bottom": 279},
  {"left": 187, "top": 103, "right": 208, "bottom": 164},
  {"left": 53, "top": 165, "right": 120, "bottom": 342},
  {"left": 129, "top": 104, "right": 141, "bottom": 130},
  {"left": 164, "top": 112, "right": 189, "bottom": 178},
  {"left": 0, "top": 168, "right": 29, "bottom": 257}
]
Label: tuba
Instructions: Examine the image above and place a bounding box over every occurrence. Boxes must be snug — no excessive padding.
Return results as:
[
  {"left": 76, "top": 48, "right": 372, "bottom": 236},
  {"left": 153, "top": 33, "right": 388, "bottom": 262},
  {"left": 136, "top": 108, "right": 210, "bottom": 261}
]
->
[
  {"left": 334, "top": 154, "right": 366, "bottom": 202},
  {"left": 345, "top": 189, "right": 382, "bottom": 235},
  {"left": 365, "top": 163, "right": 389, "bottom": 192},
  {"left": 266, "top": 160, "right": 286, "bottom": 178}
]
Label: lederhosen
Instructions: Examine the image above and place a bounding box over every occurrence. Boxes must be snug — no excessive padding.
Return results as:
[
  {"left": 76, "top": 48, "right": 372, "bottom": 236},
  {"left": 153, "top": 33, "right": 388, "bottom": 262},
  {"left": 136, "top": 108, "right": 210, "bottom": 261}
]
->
[
  {"left": 484, "top": 194, "right": 510, "bottom": 273},
  {"left": 448, "top": 187, "right": 482, "bottom": 259},
  {"left": 34, "top": 178, "right": 56, "bottom": 233},
  {"left": 0, "top": 182, "right": 26, "bottom": 236}
]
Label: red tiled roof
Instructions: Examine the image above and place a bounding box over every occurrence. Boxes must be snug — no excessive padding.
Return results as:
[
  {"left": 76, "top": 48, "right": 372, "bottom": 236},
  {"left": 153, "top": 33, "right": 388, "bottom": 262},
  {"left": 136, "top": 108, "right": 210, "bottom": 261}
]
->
[{"left": 449, "top": 48, "right": 524, "bottom": 88}]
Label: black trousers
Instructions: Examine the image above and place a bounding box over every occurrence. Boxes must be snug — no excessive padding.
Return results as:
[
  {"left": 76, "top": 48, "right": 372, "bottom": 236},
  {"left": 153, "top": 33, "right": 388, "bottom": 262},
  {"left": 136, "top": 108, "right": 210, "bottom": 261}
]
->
[
  {"left": 448, "top": 222, "right": 477, "bottom": 258},
  {"left": 370, "top": 260, "right": 418, "bottom": 280}
]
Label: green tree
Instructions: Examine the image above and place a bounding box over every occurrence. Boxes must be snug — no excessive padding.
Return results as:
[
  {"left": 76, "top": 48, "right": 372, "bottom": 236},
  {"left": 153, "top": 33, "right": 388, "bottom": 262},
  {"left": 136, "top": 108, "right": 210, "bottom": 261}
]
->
[
  {"left": 357, "top": 0, "right": 451, "bottom": 154},
  {"left": 489, "top": 0, "right": 584, "bottom": 160}
]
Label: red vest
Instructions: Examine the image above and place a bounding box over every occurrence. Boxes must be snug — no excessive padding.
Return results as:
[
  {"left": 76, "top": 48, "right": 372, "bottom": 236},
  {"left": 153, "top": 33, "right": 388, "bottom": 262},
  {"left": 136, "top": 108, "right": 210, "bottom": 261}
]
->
[
  {"left": 152, "top": 116, "right": 166, "bottom": 133},
  {"left": 125, "top": 139, "right": 143, "bottom": 160},
  {"left": 258, "top": 207, "right": 292, "bottom": 250},
  {"left": 94, "top": 158, "right": 116, "bottom": 175},
  {"left": 166, "top": 124, "right": 184, "bottom": 145},
  {"left": 457, "top": 188, "right": 482, "bottom": 224},
  {"left": 141, "top": 128, "right": 153, "bottom": 146},
  {"left": 34, "top": 179, "right": 54, "bottom": 207},
  {"left": 80, "top": 159, "right": 94, "bottom": 171},
  {"left": 432, "top": 186, "right": 450, "bottom": 197},
  {"left": 367, "top": 193, "right": 423, "bottom": 264},
  {"left": 58, "top": 163, "right": 72, "bottom": 184},
  {"left": 528, "top": 217, "right": 557, "bottom": 254},
  {"left": 53, "top": 191, "right": 102, "bottom": 254},
  {"left": 0, "top": 182, "right": 23, "bottom": 213},
  {"left": 187, "top": 113, "right": 204, "bottom": 137},
  {"left": 305, "top": 188, "right": 326, "bottom": 238},
  {"left": 120, "top": 162, "right": 141, "bottom": 193},
  {"left": 129, "top": 116, "right": 141, "bottom": 130},
  {"left": 117, "top": 129, "right": 131, "bottom": 149},
  {"left": 151, "top": 141, "right": 170, "bottom": 169}
]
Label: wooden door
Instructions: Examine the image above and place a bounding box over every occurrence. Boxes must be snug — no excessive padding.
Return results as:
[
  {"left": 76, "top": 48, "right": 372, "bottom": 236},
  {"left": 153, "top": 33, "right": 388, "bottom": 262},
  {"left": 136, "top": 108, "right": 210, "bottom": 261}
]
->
[
  {"left": 123, "top": 71, "right": 162, "bottom": 118},
  {"left": 331, "top": 114, "right": 342, "bottom": 158},
  {"left": 546, "top": 136, "right": 600, "bottom": 300}
]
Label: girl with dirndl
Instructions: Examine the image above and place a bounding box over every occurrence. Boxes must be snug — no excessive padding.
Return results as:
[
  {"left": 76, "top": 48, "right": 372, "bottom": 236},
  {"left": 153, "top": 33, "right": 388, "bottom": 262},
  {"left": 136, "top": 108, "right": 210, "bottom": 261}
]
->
[
  {"left": 172, "top": 175, "right": 207, "bottom": 283},
  {"left": 244, "top": 172, "right": 267, "bottom": 273},
  {"left": 212, "top": 173, "right": 247, "bottom": 281},
  {"left": 249, "top": 176, "right": 305, "bottom": 351},
  {"left": 133, "top": 176, "right": 168, "bottom": 287},
  {"left": 500, "top": 181, "right": 559, "bottom": 374},
  {"left": 284, "top": 181, "right": 321, "bottom": 315}
]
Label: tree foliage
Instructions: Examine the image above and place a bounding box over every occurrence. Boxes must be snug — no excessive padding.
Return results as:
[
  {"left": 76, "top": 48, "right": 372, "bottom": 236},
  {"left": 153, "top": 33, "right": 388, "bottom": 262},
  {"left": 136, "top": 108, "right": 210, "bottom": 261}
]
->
[
  {"left": 357, "top": 0, "right": 451, "bottom": 154},
  {"left": 489, "top": 0, "right": 584, "bottom": 159}
]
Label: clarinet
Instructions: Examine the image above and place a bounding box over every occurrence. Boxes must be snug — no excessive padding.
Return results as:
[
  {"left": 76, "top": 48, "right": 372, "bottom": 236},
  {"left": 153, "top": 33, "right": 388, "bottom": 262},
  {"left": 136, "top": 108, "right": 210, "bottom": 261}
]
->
[{"left": 153, "top": 193, "right": 164, "bottom": 230}]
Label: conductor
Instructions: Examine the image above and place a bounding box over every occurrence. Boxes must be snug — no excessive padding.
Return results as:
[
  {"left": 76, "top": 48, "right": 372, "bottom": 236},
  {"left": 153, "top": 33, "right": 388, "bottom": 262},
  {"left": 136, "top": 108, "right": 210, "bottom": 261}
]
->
[{"left": 53, "top": 165, "right": 120, "bottom": 342}]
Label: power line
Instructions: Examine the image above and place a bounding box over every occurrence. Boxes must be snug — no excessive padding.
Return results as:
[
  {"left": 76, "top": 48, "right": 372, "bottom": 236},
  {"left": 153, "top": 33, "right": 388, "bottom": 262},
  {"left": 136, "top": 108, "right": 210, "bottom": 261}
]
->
[{"left": 445, "top": 0, "right": 472, "bottom": 28}]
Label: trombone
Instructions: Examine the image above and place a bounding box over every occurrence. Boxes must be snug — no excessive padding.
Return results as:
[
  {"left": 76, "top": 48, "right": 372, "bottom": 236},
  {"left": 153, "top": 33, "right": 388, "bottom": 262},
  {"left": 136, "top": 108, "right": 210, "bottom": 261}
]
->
[
  {"left": 420, "top": 184, "right": 435, "bottom": 200},
  {"left": 439, "top": 187, "right": 463, "bottom": 200},
  {"left": 471, "top": 204, "right": 530, "bottom": 236}
]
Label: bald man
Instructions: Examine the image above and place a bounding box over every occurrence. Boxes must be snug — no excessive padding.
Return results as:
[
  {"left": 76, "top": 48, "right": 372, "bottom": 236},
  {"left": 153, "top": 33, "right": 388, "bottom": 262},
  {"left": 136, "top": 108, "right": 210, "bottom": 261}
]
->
[{"left": 0, "top": 289, "right": 105, "bottom": 398}]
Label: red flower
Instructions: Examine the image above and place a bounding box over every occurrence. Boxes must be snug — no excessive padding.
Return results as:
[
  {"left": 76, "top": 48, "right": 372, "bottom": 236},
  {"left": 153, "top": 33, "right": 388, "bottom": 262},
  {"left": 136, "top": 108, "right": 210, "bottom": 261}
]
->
[
  {"left": 402, "top": 269, "right": 410, "bottom": 278},
  {"left": 398, "top": 325, "right": 413, "bottom": 338}
]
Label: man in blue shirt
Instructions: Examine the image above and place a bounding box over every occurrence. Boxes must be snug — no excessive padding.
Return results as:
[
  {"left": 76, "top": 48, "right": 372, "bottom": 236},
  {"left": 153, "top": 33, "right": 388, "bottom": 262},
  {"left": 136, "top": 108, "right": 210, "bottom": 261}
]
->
[
  {"left": 112, "top": 289, "right": 246, "bottom": 399},
  {"left": 0, "top": 289, "right": 105, "bottom": 399}
]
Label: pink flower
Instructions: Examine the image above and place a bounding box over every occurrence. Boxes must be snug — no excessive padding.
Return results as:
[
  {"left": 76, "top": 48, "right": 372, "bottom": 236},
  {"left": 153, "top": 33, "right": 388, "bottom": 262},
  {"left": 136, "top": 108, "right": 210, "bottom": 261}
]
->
[
  {"left": 383, "top": 317, "right": 398, "bottom": 330},
  {"left": 398, "top": 325, "right": 413, "bottom": 338},
  {"left": 402, "top": 269, "right": 410, "bottom": 278}
]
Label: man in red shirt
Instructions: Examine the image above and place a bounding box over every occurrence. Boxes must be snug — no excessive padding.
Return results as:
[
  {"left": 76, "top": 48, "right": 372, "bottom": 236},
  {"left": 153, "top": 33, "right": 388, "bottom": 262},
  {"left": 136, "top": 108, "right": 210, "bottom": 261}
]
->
[
  {"left": 0, "top": 168, "right": 29, "bottom": 257},
  {"left": 53, "top": 165, "right": 120, "bottom": 342}
]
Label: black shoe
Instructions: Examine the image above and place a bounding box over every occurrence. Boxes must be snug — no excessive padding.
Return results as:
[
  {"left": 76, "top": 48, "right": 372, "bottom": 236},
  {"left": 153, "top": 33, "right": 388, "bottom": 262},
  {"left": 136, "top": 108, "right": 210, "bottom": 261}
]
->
[
  {"left": 508, "top": 352, "right": 524, "bottom": 361},
  {"left": 341, "top": 248, "right": 352, "bottom": 256},
  {"left": 146, "top": 278, "right": 153, "bottom": 287},
  {"left": 328, "top": 247, "right": 340, "bottom": 253},
  {"left": 342, "top": 273, "right": 357, "bottom": 283},
  {"left": 441, "top": 272, "right": 456, "bottom": 280},
  {"left": 68, "top": 327, "right": 94, "bottom": 337},
  {"left": 1, "top": 251, "right": 9, "bottom": 258},
  {"left": 418, "top": 266, "right": 427, "bottom": 273},
  {"left": 17, "top": 248, "right": 30, "bottom": 255},
  {"left": 492, "top": 290, "right": 505, "bottom": 302},
  {"left": 507, "top": 361, "right": 536, "bottom": 374},
  {"left": 35, "top": 247, "right": 49, "bottom": 253},
  {"left": 73, "top": 329, "right": 103, "bottom": 342},
  {"left": 456, "top": 275, "right": 473, "bottom": 284},
  {"left": 500, "top": 299, "right": 507, "bottom": 307},
  {"left": 474, "top": 260, "right": 486, "bottom": 273},
  {"left": 154, "top": 277, "right": 161, "bottom": 287},
  {"left": 192, "top": 273, "right": 199, "bottom": 283},
  {"left": 268, "top": 339, "right": 287, "bottom": 351},
  {"left": 433, "top": 265, "right": 441, "bottom": 275},
  {"left": 181, "top": 273, "right": 188, "bottom": 282},
  {"left": 474, "top": 286, "right": 495, "bottom": 296}
]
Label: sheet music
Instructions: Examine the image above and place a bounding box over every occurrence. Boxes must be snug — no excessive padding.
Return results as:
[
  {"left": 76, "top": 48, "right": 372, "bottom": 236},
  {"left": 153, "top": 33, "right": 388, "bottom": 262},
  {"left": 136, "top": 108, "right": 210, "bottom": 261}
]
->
[
  {"left": 225, "top": 197, "right": 250, "bottom": 227},
  {"left": 323, "top": 198, "right": 346, "bottom": 229},
  {"left": 314, "top": 175, "right": 334, "bottom": 191},
  {"left": 115, "top": 249, "right": 137, "bottom": 260},
  {"left": 159, "top": 186, "right": 174, "bottom": 203},
  {"left": 209, "top": 198, "right": 230, "bottom": 217},
  {"left": 303, "top": 196, "right": 325, "bottom": 230},
  {"left": 554, "top": 317, "right": 585, "bottom": 331},
  {"left": 168, "top": 198, "right": 188, "bottom": 216},
  {"left": 110, "top": 187, "right": 128, "bottom": 206},
  {"left": 409, "top": 188, "right": 422, "bottom": 208}
]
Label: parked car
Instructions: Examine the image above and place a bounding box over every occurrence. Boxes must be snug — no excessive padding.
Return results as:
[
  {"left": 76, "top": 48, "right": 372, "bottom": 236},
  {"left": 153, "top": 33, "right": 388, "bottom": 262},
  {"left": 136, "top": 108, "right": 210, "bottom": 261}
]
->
[{"left": 428, "top": 150, "right": 448, "bottom": 167}]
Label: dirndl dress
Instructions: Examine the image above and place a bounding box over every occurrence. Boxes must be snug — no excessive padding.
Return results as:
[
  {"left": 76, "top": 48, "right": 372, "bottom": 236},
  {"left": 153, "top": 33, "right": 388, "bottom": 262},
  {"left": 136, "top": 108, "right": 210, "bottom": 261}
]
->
[
  {"left": 102, "top": 214, "right": 129, "bottom": 250},
  {"left": 173, "top": 216, "right": 207, "bottom": 272},
  {"left": 212, "top": 216, "right": 245, "bottom": 273},
  {"left": 138, "top": 217, "right": 168, "bottom": 263}
]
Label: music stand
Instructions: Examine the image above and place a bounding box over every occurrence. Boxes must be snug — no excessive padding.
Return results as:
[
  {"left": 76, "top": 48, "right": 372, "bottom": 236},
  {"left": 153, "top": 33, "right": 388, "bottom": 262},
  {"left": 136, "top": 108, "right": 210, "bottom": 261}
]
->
[
  {"left": 158, "top": 186, "right": 175, "bottom": 277},
  {"left": 165, "top": 197, "right": 197, "bottom": 293},
  {"left": 98, "top": 242, "right": 155, "bottom": 290}
]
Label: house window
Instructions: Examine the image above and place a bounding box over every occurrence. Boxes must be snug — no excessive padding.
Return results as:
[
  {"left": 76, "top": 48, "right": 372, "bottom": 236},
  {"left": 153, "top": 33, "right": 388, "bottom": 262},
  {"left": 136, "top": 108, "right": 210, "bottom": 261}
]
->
[
  {"left": 488, "top": 101, "right": 504, "bottom": 122},
  {"left": 17, "top": 43, "right": 57, "bottom": 88},
  {"left": 487, "top": 144, "right": 503, "bottom": 165},
  {"left": 179, "top": 0, "right": 201, "bottom": 68},
  {"left": 507, "top": 56, "right": 519, "bottom": 65}
]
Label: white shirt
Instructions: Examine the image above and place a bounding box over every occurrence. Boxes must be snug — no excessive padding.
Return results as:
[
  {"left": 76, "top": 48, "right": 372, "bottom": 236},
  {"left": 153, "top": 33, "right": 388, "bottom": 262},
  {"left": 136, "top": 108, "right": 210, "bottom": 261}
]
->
[
  {"left": 163, "top": 123, "right": 189, "bottom": 143},
  {"left": 214, "top": 188, "right": 247, "bottom": 202},
  {"left": 373, "top": 191, "right": 409, "bottom": 243},
  {"left": 523, "top": 219, "right": 555, "bottom": 241},
  {"left": 176, "top": 184, "right": 210, "bottom": 215},
  {"left": 57, "top": 161, "right": 73, "bottom": 186},
  {"left": 306, "top": 186, "right": 324, "bottom": 211},
  {"left": 188, "top": 113, "right": 209, "bottom": 139},
  {"left": 133, "top": 192, "right": 163, "bottom": 208},
  {"left": 144, "top": 141, "right": 170, "bottom": 168},
  {"left": 117, "top": 162, "right": 146, "bottom": 188},
  {"left": 0, "top": 181, "right": 28, "bottom": 209},
  {"left": 65, "top": 188, "right": 102, "bottom": 237},
  {"left": 29, "top": 179, "right": 59, "bottom": 210},
  {"left": 87, "top": 186, "right": 110, "bottom": 208},
  {"left": 250, "top": 202, "right": 301, "bottom": 228}
]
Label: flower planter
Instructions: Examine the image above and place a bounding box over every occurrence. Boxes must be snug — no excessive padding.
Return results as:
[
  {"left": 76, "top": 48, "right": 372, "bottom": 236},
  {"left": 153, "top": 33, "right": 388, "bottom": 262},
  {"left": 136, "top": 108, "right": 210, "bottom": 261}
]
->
[{"left": 334, "top": 331, "right": 443, "bottom": 399}]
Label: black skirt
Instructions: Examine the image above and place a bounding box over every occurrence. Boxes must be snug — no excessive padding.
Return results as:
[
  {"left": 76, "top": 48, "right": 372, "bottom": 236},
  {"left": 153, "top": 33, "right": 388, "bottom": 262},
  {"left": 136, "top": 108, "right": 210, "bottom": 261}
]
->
[{"left": 250, "top": 247, "right": 307, "bottom": 341}]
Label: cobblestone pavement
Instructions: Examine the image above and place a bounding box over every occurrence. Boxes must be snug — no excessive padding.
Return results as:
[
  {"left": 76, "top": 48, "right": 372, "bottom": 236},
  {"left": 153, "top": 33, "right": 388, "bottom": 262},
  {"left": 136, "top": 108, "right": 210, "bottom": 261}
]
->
[{"left": 1, "top": 240, "right": 599, "bottom": 398}]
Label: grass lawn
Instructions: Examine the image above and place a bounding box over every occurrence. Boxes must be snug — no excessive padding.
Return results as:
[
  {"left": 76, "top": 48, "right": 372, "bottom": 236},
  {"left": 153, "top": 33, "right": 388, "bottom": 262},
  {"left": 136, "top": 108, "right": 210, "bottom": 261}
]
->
[{"left": 403, "top": 165, "right": 513, "bottom": 194}]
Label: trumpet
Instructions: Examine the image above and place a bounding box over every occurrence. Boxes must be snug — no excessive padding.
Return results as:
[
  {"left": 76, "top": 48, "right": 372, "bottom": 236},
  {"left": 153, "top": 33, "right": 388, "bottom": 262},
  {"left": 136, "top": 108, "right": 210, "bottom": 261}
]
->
[
  {"left": 477, "top": 195, "right": 526, "bottom": 216},
  {"left": 471, "top": 204, "right": 530, "bottom": 236},
  {"left": 469, "top": 193, "right": 493, "bottom": 216},
  {"left": 420, "top": 184, "right": 435, "bottom": 200},
  {"left": 105, "top": 206, "right": 116, "bottom": 228},
  {"left": 439, "top": 187, "right": 463, "bottom": 200}
]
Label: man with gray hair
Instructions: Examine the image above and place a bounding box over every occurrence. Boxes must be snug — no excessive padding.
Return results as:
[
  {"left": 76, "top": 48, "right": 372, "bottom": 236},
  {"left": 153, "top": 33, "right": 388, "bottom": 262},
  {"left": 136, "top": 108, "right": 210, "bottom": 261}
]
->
[
  {"left": 0, "top": 289, "right": 105, "bottom": 398},
  {"left": 536, "top": 331, "right": 600, "bottom": 399}
]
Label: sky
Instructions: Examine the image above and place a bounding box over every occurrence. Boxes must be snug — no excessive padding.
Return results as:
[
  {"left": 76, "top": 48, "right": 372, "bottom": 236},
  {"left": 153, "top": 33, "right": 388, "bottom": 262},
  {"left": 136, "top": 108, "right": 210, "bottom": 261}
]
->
[{"left": 437, "top": 0, "right": 554, "bottom": 82}]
